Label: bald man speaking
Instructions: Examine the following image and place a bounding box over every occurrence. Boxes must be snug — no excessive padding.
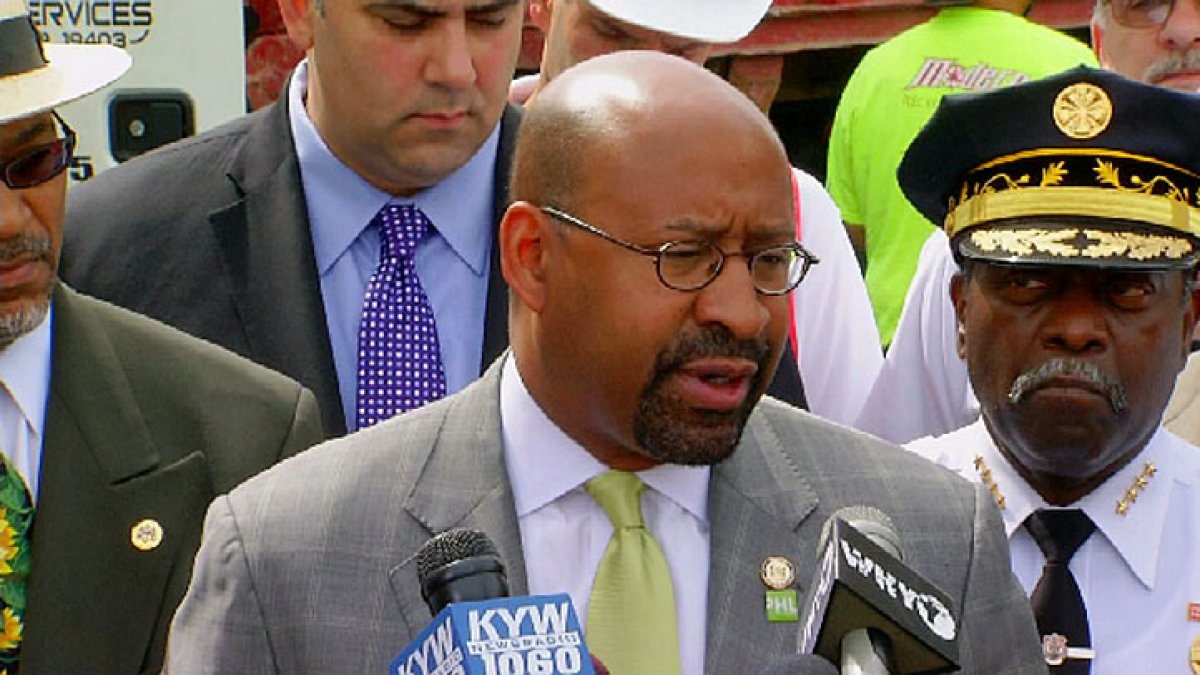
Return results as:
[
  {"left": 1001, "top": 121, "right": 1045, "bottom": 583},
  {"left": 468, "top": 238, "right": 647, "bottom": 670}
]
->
[{"left": 164, "top": 51, "right": 1041, "bottom": 674}]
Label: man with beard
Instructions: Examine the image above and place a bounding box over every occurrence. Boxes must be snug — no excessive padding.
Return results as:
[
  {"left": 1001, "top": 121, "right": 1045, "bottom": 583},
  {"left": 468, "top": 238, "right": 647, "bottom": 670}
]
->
[
  {"left": 163, "top": 51, "right": 1042, "bottom": 674},
  {"left": 0, "top": 5, "right": 322, "bottom": 672},
  {"left": 508, "top": 0, "right": 883, "bottom": 428},
  {"left": 858, "top": 0, "right": 1200, "bottom": 445},
  {"left": 903, "top": 67, "right": 1200, "bottom": 673}
]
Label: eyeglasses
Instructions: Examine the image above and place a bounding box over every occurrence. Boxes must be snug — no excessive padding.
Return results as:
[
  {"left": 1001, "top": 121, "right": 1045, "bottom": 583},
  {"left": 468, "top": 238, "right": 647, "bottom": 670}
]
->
[
  {"left": 1107, "top": 0, "right": 1188, "bottom": 28},
  {"left": 540, "top": 206, "right": 819, "bottom": 295},
  {"left": 0, "top": 113, "right": 76, "bottom": 190}
]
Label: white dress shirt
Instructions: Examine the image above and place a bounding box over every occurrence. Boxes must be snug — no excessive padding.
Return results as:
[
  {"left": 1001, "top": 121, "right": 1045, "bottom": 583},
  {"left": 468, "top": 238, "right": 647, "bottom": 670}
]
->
[
  {"left": 908, "top": 421, "right": 1200, "bottom": 674},
  {"left": 500, "top": 356, "right": 711, "bottom": 675},
  {"left": 790, "top": 168, "right": 882, "bottom": 426},
  {"left": 855, "top": 229, "right": 976, "bottom": 443},
  {"left": 0, "top": 306, "right": 53, "bottom": 502}
]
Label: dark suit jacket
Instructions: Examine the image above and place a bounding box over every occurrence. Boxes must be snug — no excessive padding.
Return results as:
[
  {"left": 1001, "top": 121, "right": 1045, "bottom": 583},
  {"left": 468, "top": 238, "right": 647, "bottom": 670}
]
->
[
  {"left": 60, "top": 97, "right": 520, "bottom": 438},
  {"left": 60, "top": 98, "right": 807, "bottom": 438},
  {"left": 20, "top": 285, "right": 323, "bottom": 674},
  {"left": 164, "top": 358, "right": 1042, "bottom": 673}
]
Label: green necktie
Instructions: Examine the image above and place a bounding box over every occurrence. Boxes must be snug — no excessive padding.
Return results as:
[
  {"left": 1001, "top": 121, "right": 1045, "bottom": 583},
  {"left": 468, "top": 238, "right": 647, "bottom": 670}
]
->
[
  {"left": 0, "top": 453, "right": 32, "bottom": 673},
  {"left": 585, "top": 470, "right": 681, "bottom": 675}
]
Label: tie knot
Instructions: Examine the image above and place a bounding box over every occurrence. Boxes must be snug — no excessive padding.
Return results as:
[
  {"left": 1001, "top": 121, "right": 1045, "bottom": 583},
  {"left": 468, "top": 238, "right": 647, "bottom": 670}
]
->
[
  {"left": 586, "top": 470, "right": 646, "bottom": 530},
  {"left": 375, "top": 203, "right": 431, "bottom": 260},
  {"left": 1025, "top": 509, "right": 1096, "bottom": 564}
]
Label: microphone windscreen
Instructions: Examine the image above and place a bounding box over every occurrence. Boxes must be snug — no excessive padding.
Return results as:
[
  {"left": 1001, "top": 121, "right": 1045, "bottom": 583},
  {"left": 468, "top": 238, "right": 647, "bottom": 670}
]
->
[
  {"left": 416, "top": 528, "right": 509, "bottom": 615},
  {"left": 820, "top": 505, "right": 902, "bottom": 560},
  {"left": 756, "top": 654, "right": 839, "bottom": 675},
  {"left": 416, "top": 528, "right": 499, "bottom": 581}
]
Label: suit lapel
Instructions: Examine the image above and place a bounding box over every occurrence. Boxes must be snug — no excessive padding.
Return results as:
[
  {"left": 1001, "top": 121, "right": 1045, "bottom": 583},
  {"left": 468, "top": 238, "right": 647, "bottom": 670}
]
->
[
  {"left": 705, "top": 409, "right": 820, "bottom": 671},
  {"left": 24, "top": 286, "right": 214, "bottom": 673},
  {"left": 387, "top": 361, "right": 527, "bottom": 635},
  {"left": 208, "top": 99, "right": 345, "bottom": 437},
  {"left": 479, "top": 106, "right": 521, "bottom": 372}
]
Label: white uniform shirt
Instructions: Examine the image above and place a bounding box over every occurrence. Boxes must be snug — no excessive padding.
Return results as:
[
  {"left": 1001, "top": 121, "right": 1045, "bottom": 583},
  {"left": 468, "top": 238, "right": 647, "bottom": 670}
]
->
[
  {"left": 0, "top": 307, "right": 52, "bottom": 502},
  {"left": 500, "top": 357, "right": 711, "bottom": 675},
  {"left": 789, "top": 168, "right": 882, "bottom": 426},
  {"left": 908, "top": 421, "right": 1200, "bottom": 674},
  {"left": 855, "top": 229, "right": 975, "bottom": 443}
]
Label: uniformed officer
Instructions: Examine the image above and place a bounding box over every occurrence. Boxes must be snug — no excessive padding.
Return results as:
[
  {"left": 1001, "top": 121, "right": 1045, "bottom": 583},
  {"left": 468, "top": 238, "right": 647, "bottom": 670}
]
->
[{"left": 903, "top": 66, "right": 1200, "bottom": 674}]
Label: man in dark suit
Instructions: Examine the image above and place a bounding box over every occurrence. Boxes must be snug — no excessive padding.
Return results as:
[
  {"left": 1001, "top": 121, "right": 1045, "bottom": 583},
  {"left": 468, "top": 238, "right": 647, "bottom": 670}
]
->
[
  {"left": 0, "top": 7, "right": 323, "bottom": 672},
  {"left": 165, "top": 52, "right": 1042, "bottom": 674},
  {"left": 59, "top": 0, "right": 527, "bottom": 438},
  {"left": 59, "top": 0, "right": 809, "bottom": 439}
]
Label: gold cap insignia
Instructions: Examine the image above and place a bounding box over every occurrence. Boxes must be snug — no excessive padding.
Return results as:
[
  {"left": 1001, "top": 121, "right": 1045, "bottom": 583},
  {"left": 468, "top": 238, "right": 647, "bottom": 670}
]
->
[
  {"left": 1053, "top": 83, "right": 1113, "bottom": 140},
  {"left": 131, "top": 518, "right": 164, "bottom": 552},
  {"left": 760, "top": 556, "right": 796, "bottom": 590}
]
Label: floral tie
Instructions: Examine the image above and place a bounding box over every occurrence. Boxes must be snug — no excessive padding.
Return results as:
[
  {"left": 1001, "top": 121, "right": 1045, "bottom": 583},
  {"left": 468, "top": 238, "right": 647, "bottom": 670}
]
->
[{"left": 0, "top": 453, "right": 32, "bottom": 673}]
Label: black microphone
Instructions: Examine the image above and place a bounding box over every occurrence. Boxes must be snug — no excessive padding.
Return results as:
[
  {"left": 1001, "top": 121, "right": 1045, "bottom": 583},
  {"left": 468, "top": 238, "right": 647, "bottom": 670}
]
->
[
  {"left": 797, "top": 506, "right": 961, "bottom": 675},
  {"left": 416, "top": 528, "right": 510, "bottom": 614},
  {"left": 757, "top": 654, "right": 839, "bottom": 675},
  {"left": 392, "top": 528, "right": 600, "bottom": 675}
]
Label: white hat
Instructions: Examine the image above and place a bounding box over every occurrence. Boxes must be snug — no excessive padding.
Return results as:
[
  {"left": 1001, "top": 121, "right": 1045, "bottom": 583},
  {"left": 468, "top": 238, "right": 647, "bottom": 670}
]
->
[
  {"left": 588, "top": 0, "right": 773, "bottom": 43},
  {"left": 0, "top": 0, "right": 130, "bottom": 125}
]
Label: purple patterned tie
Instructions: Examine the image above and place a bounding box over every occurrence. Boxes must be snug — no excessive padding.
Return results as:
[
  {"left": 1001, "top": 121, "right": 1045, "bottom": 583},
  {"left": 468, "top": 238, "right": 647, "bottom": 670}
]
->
[{"left": 355, "top": 204, "right": 447, "bottom": 429}]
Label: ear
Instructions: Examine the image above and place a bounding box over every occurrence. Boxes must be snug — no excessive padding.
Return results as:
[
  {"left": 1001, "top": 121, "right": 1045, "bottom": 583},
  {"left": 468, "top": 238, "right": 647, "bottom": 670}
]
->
[
  {"left": 500, "top": 201, "right": 551, "bottom": 314},
  {"left": 949, "top": 272, "right": 969, "bottom": 360},
  {"left": 528, "top": 0, "right": 553, "bottom": 31},
  {"left": 278, "top": 0, "right": 317, "bottom": 52}
]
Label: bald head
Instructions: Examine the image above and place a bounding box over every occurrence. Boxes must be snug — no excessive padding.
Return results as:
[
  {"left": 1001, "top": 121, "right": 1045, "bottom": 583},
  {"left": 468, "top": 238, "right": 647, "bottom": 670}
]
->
[
  {"left": 500, "top": 51, "right": 795, "bottom": 471},
  {"left": 511, "top": 51, "right": 788, "bottom": 210}
]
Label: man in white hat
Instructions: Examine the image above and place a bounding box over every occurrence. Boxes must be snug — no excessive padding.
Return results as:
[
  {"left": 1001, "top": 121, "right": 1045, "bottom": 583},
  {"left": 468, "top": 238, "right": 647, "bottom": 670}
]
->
[
  {"left": 512, "top": 0, "right": 884, "bottom": 426},
  {"left": 0, "top": 4, "right": 322, "bottom": 671}
]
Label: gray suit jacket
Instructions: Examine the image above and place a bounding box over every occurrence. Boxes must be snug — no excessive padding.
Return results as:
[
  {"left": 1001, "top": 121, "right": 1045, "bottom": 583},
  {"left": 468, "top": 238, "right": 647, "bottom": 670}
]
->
[
  {"left": 165, "top": 360, "right": 1042, "bottom": 673},
  {"left": 26, "top": 284, "right": 323, "bottom": 674}
]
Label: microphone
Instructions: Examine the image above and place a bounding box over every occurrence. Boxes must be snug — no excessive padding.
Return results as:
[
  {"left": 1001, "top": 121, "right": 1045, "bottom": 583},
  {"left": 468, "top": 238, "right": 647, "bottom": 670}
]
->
[
  {"left": 797, "top": 507, "right": 960, "bottom": 675},
  {"left": 391, "top": 528, "right": 598, "bottom": 675},
  {"left": 756, "top": 654, "right": 839, "bottom": 675},
  {"left": 417, "top": 528, "right": 510, "bottom": 614}
]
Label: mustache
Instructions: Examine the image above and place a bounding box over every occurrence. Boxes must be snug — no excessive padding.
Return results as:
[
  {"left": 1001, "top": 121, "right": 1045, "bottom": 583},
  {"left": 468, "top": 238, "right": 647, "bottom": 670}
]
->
[
  {"left": 1008, "top": 358, "right": 1128, "bottom": 413},
  {"left": 653, "top": 325, "right": 772, "bottom": 374},
  {"left": 0, "top": 232, "right": 53, "bottom": 264},
  {"left": 1144, "top": 48, "right": 1200, "bottom": 86}
]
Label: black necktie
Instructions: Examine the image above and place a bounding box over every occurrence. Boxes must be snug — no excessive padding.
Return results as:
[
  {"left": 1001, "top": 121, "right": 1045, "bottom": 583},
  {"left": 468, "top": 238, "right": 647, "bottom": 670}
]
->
[{"left": 1024, "top": 509, "right": 1095, "bottom": 673}]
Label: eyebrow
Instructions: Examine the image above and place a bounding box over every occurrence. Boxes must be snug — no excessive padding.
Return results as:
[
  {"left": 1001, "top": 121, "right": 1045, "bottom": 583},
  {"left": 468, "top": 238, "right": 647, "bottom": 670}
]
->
[
  {"left": 369, "top": 0, "right": 520, "bottom": 15},
  {"left": 4, "top": 117, "right": 56, "bottom": 151}
]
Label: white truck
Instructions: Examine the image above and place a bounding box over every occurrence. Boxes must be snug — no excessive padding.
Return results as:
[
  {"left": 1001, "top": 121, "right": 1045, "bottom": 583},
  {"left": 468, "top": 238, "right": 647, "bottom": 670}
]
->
[{"left": 26, "top": 0, "right": 246, "bottom": 182}]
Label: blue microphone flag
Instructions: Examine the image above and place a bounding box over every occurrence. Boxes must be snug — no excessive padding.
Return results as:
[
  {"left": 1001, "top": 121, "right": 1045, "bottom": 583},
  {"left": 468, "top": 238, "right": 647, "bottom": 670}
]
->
[{"left": 391, "top": 593, "right": 597, "bottom": 675}]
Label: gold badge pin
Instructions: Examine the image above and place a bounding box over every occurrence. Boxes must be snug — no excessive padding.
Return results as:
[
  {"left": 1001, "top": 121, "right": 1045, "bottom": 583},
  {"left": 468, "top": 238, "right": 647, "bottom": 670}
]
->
[
  {"left": 1053, "top": 82, "right": 1113, "bottom": 140},
  {"left": 130, "top": 518, "right": 164, "bottom": 552},
  {"left": 1191, "top": 634, "right": 1200, "bottom": 674},
  {"left": 760, "top": 556, "right": 796, "bottom": 591}
]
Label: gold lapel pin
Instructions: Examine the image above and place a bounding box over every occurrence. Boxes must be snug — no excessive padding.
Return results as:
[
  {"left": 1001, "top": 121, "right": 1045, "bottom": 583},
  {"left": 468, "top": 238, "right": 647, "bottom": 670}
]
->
[
  {"left": 760, "top": 556, "right": 796, "bottom": 590},
  {"left": 130, "top": 518, "right": 164, "bottom": 552},
  {"left": 1190, "top": 634, "right": 1200, "bottom": 674}
]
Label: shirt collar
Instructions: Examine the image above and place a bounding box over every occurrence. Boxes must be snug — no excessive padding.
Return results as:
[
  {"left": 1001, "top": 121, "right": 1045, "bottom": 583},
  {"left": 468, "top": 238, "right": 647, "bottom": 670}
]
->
[
  {"left": 500, "top": 356, "right": 710, "bottom": 524},
  {"left": 288, "top": 59, "right": 500, "bottom": 277},
  {"left": 976, "top": 420, "right": 1188, "bottom": 590},
  {"left": 0, "top": 303, "right": 53, "bottom": 440}
]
